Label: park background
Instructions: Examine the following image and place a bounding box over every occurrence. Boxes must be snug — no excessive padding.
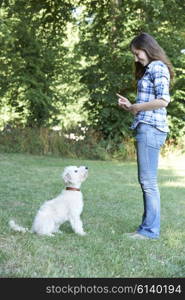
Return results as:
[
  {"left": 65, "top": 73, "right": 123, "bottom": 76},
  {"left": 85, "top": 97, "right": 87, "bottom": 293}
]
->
[
  {"left": 0, "top": 0, "right": 185, "bottom": 158},
  {"left": 0, "top": 0, "right": 185, "bottom": 278}
]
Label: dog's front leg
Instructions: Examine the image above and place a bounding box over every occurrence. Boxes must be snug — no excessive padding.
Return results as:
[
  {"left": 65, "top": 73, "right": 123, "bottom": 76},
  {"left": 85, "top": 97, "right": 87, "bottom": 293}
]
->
[{"left": 69, "top": 216, "right": 86, "bottom": 236}]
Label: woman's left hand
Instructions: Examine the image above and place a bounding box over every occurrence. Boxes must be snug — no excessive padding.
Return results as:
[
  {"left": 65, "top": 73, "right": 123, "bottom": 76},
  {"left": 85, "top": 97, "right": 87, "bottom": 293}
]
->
[{"left": 129, "top": 104, "right": 140, "bottom": 115}]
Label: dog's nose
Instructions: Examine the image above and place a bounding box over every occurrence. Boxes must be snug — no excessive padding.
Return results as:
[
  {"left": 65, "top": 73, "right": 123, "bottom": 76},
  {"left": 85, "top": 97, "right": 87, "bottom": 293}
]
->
[{"left": 85, "top": 167, "right": 88, "bottom": 170}]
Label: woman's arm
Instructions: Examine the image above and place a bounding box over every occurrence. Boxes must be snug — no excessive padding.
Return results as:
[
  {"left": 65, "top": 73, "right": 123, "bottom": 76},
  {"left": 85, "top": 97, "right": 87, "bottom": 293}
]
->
[
  {"left": 129, "top": 99, "right": 168, "bottom": 115},
  {"left": 117, "top": 93, "right": 168, "bottom": 115}
]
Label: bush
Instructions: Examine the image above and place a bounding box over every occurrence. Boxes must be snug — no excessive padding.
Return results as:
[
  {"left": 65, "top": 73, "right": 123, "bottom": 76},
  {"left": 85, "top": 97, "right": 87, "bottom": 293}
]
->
[
  {"left": 0, "top": 127, "right": 136, "bottom": 160},
  {"left": 0, "top": 126, "right": 184, "bottom": 161}
]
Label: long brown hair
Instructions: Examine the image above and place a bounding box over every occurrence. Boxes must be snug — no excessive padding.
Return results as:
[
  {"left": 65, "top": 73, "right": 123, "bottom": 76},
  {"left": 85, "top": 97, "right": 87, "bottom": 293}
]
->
[{"left": 130, "top": 32, "right": 174, "bottom": 81}]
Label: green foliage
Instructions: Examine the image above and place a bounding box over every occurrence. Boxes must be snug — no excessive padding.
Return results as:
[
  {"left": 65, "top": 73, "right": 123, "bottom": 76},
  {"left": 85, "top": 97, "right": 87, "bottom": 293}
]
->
[
  {"left": 0, "top": 0, "right": 74, "bottom": 127},
  {"left": 169, "top": 62, "right": 185, "bottom": 139},
  {"left": 0, "top": 127, "right": 136, "bottom": 160},
  {"left": 0, "top": 0, "right": 185, "bottom": 147},
  {"left": 76, "top": 0, "right": 136, "bottom": 141}
]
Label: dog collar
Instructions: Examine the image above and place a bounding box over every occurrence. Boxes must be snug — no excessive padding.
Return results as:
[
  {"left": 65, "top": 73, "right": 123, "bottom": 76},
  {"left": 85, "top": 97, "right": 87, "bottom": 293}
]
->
[{"left": 66, "top": 187, "right": 80, "bottom": 191}]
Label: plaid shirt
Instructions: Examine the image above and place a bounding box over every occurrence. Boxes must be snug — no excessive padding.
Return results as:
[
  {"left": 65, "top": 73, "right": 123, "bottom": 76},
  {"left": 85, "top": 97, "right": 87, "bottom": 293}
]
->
[{"left": 131, "top": 60, "right": 170, "bottom": 132}]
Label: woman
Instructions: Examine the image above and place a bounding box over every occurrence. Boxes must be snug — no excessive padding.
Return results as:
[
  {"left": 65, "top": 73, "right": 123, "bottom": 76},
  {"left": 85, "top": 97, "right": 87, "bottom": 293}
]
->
[{"left": 117, "top": 32, "right": 174, "bottom": 239}]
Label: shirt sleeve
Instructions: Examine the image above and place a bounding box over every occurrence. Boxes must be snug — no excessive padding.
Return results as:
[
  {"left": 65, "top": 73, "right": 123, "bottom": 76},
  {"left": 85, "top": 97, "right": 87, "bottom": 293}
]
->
[{"left": 150, "top": 62, "right": 170, "bottom": 103}]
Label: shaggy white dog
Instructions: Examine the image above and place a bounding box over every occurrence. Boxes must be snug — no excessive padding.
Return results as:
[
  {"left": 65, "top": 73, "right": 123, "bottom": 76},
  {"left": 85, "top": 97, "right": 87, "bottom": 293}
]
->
[{"left": 9, "top": 166, "right": 88, "bottom": 236}]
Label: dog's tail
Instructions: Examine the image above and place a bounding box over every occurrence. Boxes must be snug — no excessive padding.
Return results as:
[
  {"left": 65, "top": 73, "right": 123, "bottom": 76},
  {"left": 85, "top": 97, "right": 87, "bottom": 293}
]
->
[{"left": 9, "top": 220, "right": 29, "bottom": 233}]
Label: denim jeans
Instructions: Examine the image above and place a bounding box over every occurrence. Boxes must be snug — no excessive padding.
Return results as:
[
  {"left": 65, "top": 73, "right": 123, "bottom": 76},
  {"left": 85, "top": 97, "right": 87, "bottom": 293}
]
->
[{"left": 135, "top": 123, "right": 167, "bottom": 239}]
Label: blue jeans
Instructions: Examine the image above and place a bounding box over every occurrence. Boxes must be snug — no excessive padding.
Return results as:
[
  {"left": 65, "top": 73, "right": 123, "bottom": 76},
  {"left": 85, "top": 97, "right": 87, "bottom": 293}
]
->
[{"left": 135, "top": 123, "right": 167, "bottom": 239}]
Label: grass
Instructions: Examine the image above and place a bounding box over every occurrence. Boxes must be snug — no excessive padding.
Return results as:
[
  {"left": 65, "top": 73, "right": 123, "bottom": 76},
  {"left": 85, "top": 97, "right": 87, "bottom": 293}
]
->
[{"left": 0, "top": 152, "right": 185, "bottom": 278}]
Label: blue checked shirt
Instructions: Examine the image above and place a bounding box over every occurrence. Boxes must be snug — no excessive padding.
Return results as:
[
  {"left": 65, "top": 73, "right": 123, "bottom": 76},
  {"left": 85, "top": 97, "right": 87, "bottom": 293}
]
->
[{"left": 131, "top": 60, "right": 170, "bottom": 132}]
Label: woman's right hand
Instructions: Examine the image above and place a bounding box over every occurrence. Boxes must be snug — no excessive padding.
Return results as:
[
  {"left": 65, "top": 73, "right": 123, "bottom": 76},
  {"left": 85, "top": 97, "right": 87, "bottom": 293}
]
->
[{"left": 117, "top": 93, "right": 132, "bottom": 110}]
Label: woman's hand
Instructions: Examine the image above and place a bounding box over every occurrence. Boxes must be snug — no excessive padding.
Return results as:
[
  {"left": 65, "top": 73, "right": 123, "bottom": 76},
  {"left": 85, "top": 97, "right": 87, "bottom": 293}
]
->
[
  {"left": 117, "top": 93, "right": 132, "bottom": 111},
  {"left": 129, "top": 104, "right": 140, "bottom": 115},
  {"left": 117, "top": 93, "right": 140, "bottom": 115}
]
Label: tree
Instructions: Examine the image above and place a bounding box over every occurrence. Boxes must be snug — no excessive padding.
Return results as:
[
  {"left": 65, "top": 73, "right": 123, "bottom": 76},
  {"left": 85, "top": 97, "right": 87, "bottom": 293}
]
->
[{"left": 0, "top": 0, "right": 73, "bottom": 127}]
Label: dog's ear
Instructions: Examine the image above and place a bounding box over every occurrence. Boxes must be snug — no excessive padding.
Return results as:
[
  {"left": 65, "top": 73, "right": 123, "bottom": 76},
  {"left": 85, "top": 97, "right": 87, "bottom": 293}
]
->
[{"left": 62, "top": 169, "right": 71, "bottom": 183}]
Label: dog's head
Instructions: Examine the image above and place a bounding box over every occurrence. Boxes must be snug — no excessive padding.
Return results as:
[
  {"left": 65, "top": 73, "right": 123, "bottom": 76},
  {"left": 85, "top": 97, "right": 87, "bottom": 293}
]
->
[{"left": 62, "top": 166, "right": 88, "bottom": 186}]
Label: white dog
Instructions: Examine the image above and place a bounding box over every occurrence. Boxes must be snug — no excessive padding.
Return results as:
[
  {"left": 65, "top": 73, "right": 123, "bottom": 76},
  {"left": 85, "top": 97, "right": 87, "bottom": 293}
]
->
[{"left": 9, "top": 166, "right": 88, "bottom": 236}]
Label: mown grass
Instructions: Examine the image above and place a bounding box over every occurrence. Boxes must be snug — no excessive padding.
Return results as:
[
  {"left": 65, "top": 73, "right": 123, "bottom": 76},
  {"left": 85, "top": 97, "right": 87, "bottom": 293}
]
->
[{"left": 0, "top": 153, "right": 185, "bottom": 278}]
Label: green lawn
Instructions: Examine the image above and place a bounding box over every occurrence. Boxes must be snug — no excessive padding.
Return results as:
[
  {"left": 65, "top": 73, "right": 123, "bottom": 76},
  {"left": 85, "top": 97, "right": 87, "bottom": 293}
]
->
[{"left": 0, "top": 153, "right": 185, "bottom": 278}]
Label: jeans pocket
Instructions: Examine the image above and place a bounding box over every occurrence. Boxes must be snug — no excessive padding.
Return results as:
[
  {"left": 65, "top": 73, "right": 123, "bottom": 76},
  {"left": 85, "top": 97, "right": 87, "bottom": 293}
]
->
[
  {"left": 147, "top": 131, "right": 167, "bottom": 149},
  {"left": 135, "top": 133, "right": 146, "bottom": 144}
]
